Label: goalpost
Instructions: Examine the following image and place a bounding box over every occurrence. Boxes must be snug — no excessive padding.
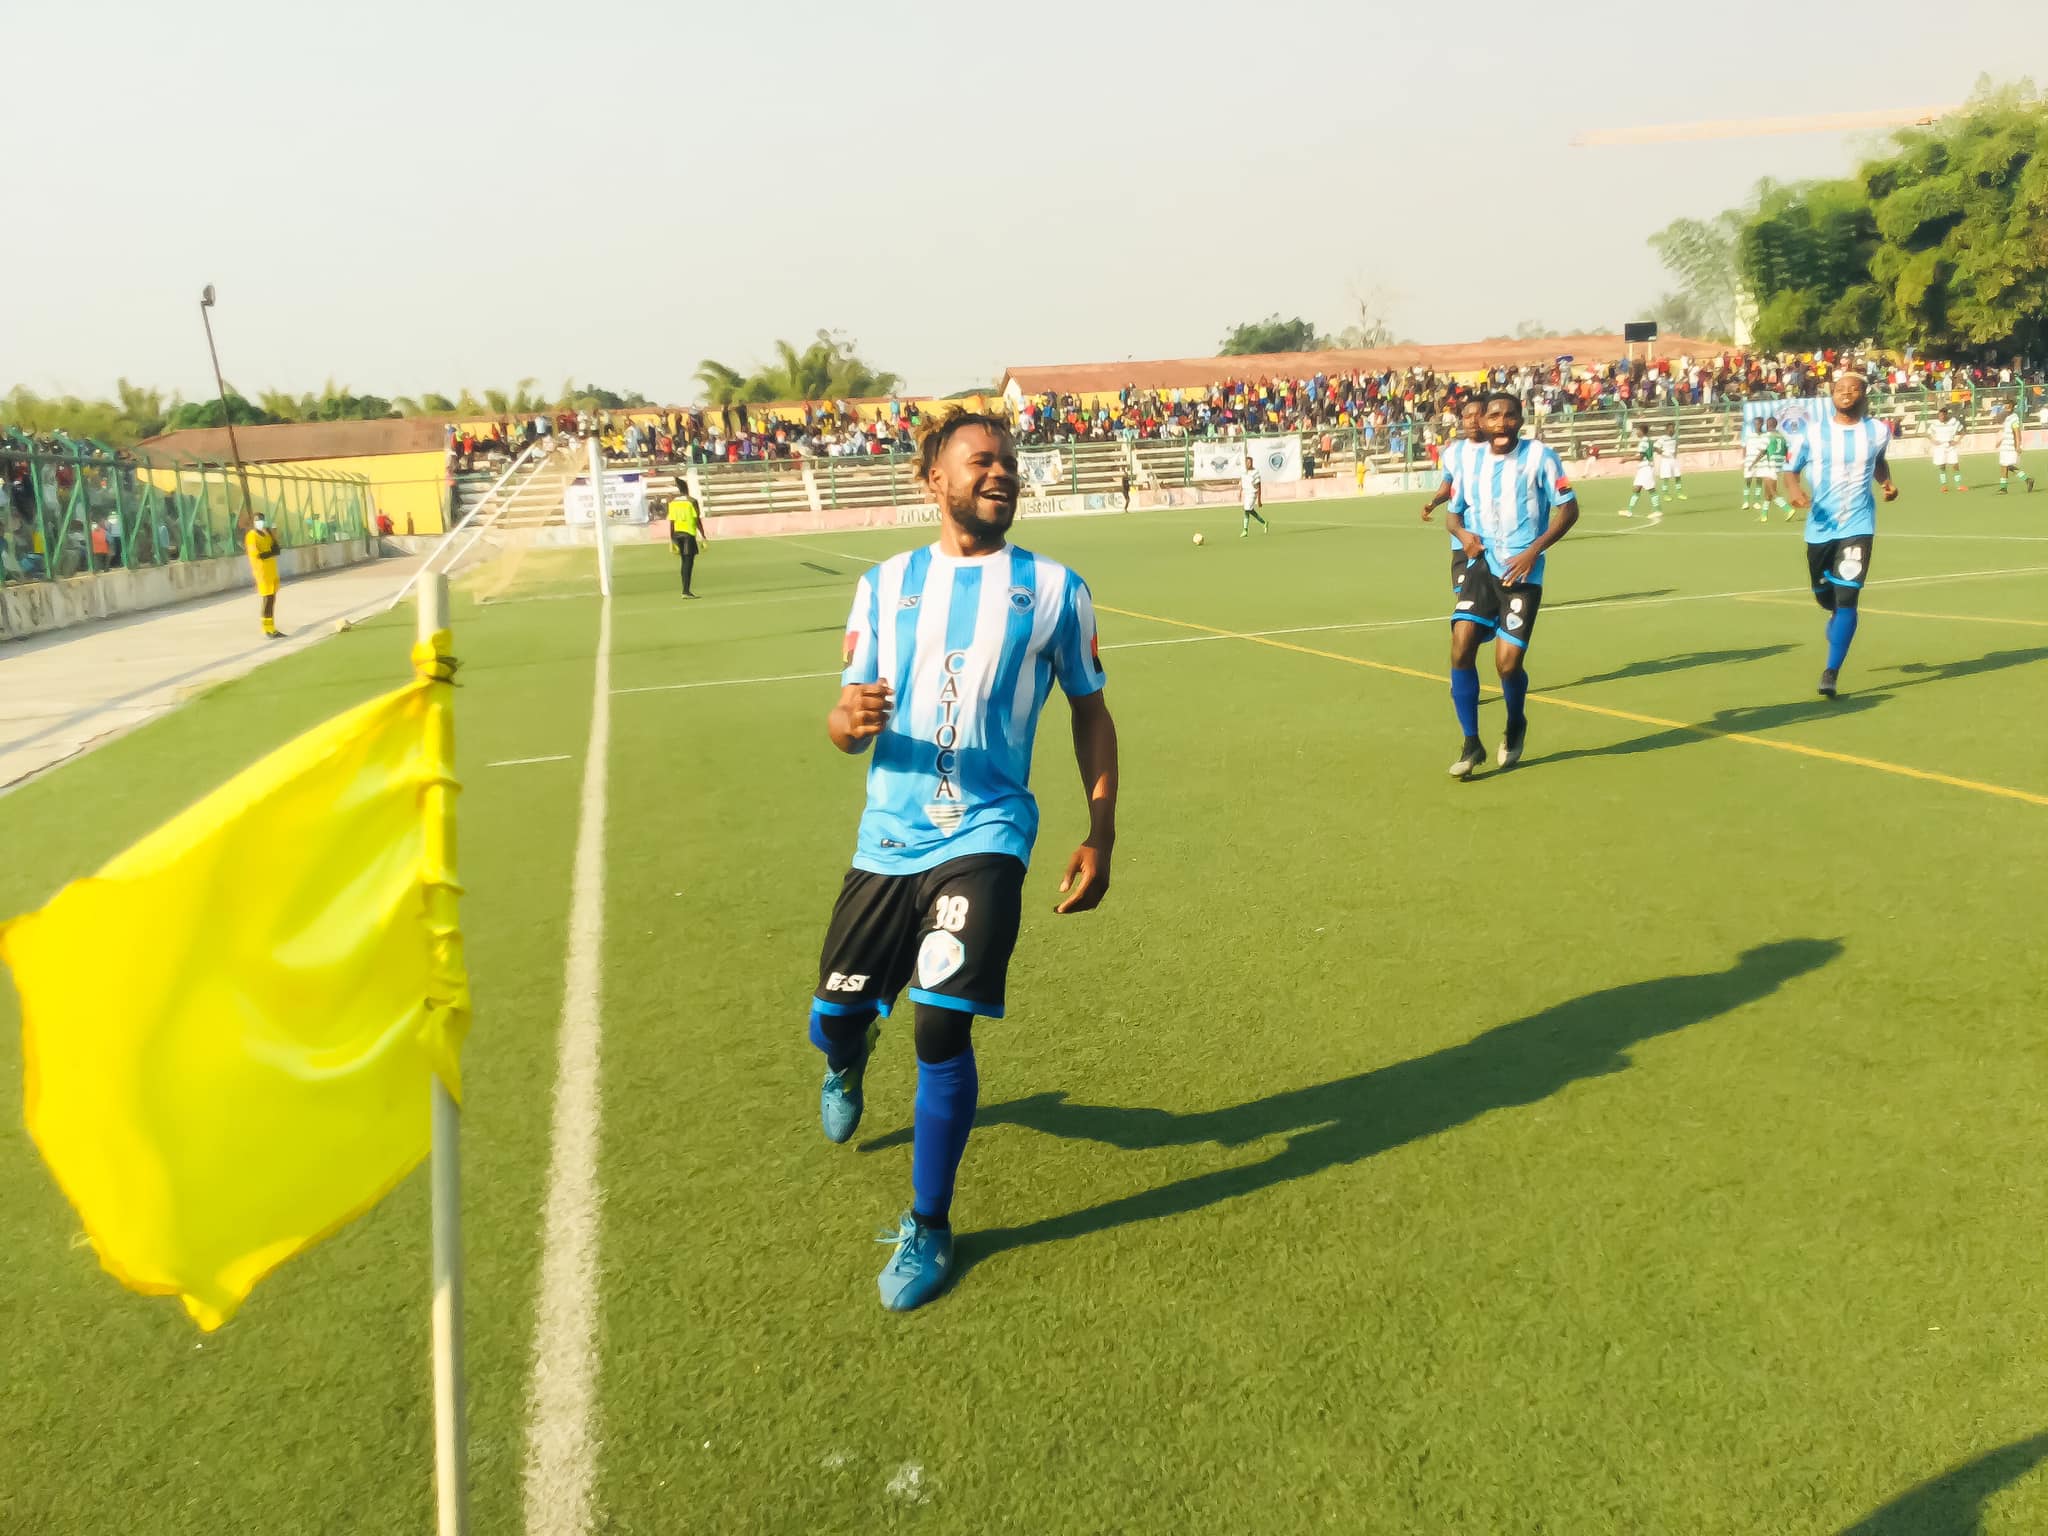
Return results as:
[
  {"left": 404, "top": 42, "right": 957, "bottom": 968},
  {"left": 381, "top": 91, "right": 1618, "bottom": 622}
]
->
[{"left": 588, "top": 435, "right": 613, "bottom": 598}]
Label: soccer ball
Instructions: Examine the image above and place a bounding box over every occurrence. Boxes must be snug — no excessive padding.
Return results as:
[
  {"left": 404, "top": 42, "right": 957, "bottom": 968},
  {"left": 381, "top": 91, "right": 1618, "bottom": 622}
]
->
[{"left": 1192, "top": 532, "right": 1205, "bottom": 546}]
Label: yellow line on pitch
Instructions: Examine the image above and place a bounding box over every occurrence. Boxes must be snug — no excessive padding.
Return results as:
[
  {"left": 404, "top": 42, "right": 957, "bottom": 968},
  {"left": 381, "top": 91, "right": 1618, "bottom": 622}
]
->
[
  {"left": 1737, "top": 595, "right": 2048, "bottom": 629},
  {"left": 1094, "top": 600, "right": 2048, "bottom": 810}
]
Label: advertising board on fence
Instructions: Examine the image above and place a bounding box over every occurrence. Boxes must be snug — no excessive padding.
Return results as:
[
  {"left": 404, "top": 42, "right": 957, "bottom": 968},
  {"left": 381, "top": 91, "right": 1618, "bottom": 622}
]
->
[
  {"left": 1740, "top": 397, "right": 1828, "bottom": 445},
  {"left": 1019, "top": 449, "right": 1067, "bottom": 489},
  {"left": 563, "top": 471, "right": 652, "bottom": 525},
  {"left": 893, "top": 490, "right": 1130, "bottom": 526},
  {"left": 1193, "top": 437, "right": 1303, "bottom": 482},
  {"left": 1248, "top": 435, "right": 1302, "bottom": 483}
]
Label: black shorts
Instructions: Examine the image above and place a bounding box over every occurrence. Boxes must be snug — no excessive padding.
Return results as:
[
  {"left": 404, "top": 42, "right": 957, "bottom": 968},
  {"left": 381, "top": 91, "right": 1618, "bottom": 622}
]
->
[
  {"left": 1807, "top": 535, "right": 1872, "bottom": 609},
  {"left": 672, "top": 533, "right": 698, "bottom": 556},
  {"left": 814, "top": 853, "right": 1026, "bottom": 1019},
  {"left": 1451, "top": 559, "right": 1543, "bottom": 649},
  {"left": 1451, "top": 547, "right": 1473, "bottom": 593}
]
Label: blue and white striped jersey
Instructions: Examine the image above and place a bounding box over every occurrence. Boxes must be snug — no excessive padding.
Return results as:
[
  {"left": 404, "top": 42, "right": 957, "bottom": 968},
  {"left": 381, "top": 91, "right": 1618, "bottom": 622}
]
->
[
  {"left": 840, "top": 544, "right": 1105, "bottom": 875},
  {"left": 1452, "top": 440, "right": 1577, "bottom": 584},
  {"left": 1438, "top": 438, "right": 1485, "bottom": 549},
  {"left": 1787, "top": 418, "right": 1890, "bottom": 542}
]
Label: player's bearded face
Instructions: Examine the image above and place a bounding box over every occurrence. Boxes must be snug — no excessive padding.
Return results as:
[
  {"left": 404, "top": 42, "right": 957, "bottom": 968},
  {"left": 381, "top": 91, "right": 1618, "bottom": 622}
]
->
[
  {"left": 1833, "top": 375, "right": 1867, "bottom": 418},
  {"left": 1483, "top": 400, "right": 1522, "bottom": 452},
  {"left": 932, "top": 428, "right": 1019, "bottom": 543}
]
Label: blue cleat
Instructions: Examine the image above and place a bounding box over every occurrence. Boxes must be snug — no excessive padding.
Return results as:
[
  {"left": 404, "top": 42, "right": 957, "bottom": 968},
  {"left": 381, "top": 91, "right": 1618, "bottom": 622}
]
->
[
  {"left": 876, "top": 1213, "right": 955, "bottom": 1312},
  {"left": 819, "top": 1017, "right": 880, "bottom": 1144}
]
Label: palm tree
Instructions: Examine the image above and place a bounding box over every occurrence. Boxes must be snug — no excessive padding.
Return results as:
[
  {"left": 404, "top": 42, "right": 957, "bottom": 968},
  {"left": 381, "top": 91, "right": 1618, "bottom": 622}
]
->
[
  {"left": 694, "top": 360, "right": 749, "bottom": 406},
  {"left": 257, "top": 389, "right": 306, "bottom": 422}
]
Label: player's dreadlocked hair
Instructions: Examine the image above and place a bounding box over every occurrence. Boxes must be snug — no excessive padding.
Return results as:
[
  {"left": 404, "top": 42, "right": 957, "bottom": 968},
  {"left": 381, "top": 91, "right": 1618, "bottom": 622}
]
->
[{"left": 916, "top": 408, "right": 1015, "bottom": 482}]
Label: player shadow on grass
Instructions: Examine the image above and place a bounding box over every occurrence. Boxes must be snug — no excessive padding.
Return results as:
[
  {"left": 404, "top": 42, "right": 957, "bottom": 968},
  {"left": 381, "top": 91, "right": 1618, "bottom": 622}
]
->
[
  {"left": 865, "top": 939, "right": 1840, "bottom": 1272},
  {"left": 1546, "top": 588, "right": 1677, "bottom": 608},
  {"left": 1550, "top": 644, "right": 1796, "bottom": 692},
  {"left": 1875, "top": 646, "right": 2048, "bottom": 691},
  {"left": 1836, "top": 1430, "right": 2048, "bottom": 1535},
  {"left": 1518, "top": 695, "right": 1888, "bottom": 769}
]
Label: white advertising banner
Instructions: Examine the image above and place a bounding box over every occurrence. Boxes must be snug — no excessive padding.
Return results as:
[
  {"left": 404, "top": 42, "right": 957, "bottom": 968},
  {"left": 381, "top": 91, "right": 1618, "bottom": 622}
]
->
[
  {"left": 1019, "top": 449, "right": 1067, "bottom": 490},
  {"left": 1247, "top": 435, "right": 1303, "bottom": 483},
  {"left": 1192, "top": 442, "right": 1243, "bottom": 481},
  {"left": 1741, "top": 397, "right": 1828, "bottom": 446},
  {"left": 564, "top": 470, "right": 651, "bottom": 526}
]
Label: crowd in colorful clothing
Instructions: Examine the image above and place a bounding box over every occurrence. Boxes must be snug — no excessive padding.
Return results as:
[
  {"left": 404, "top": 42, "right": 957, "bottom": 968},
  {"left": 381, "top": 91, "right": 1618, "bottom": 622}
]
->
[{"left": 1015, "top": 350, "right": 2044, "bottom": 448}]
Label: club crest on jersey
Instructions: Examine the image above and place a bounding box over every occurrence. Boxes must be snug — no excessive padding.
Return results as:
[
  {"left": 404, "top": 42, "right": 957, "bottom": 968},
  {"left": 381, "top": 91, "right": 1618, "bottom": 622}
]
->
[
  {"left": 917, "top": 930, "right": 966, "bottom": 988},
  {"left": 1007, "top": 586, "right": 1034, "bottom": 612},
  {"left": 899, "top": 595, "right": 921, "bottom": 609}
]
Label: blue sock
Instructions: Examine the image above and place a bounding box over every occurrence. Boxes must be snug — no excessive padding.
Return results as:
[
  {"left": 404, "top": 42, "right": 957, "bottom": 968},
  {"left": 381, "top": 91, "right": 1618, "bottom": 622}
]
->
[
  {"left": 911, "top": 1049, "right": 978, "bottom": 1223},
  {"left": 1451, "top": 665, "right": 1481, "bottom": 738},
  {"left": 1500, "top": 670, "right": 1529, "bottom": 726},
  {"left": 809, "top": 1005, "right": 874, "bottom": 1071},
  {"left": 1825, "top": 607, "right": 1859, "bottom": 671}
]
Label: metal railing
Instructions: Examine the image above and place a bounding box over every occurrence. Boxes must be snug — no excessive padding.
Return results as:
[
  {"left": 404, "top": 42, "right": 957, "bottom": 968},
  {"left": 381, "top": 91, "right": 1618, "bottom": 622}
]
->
[{"left": 1, "top": 435, "right": 371, "bottom": 585}]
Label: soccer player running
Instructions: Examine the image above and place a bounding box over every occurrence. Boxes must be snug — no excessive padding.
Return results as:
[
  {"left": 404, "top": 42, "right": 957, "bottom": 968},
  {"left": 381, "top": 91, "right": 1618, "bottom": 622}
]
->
[
  {"left": 1421, "top": 397, "right": 1487, "bottom": 593},
  {"left": 1781, "top": 372, "right": 1897, "bottom": 698},
  {"left": 1444, "top": 392, "right": 1580, "bottom": 777},
  {"left": 808, "top": 409, "right": 1119, "bottom": 1312},
  {"left": 1928, "top": 405, "right": 1965, "bottom": 493},
  {"left": 1240, "top": 454, "right": 1269, "bottom": 537},
  {"left": 1622, "top": 424, "right": 1661, "bottom": 519},
  {"left": 1764, "top": 416, "right": 1794, "bottom": 518},
  {"left": 1741, "top": 427, "right": 1771, "bottom": 518},
  {"left": 1997, "top": 406, "right": 2035, "bottom": 494}
]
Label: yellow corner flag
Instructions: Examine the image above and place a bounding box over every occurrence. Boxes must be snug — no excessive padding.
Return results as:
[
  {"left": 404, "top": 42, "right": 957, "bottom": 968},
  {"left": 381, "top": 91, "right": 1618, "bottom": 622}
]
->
[{"left": 1, "top": 633, "right": 468, "bottom": 1331}]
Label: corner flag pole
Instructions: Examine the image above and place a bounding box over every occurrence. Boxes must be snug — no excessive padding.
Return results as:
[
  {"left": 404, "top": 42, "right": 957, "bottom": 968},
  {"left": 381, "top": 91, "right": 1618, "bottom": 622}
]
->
[
  {"left": 418, "top": 569, "right": 471, "bottom": 1536},
  {"left": 588, "top": 435, "right": 613, "bottom": 599}
]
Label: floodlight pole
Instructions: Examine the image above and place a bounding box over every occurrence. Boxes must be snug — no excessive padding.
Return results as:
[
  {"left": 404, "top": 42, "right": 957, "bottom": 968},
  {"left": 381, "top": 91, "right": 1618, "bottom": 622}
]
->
[{"left": 199, "top": 285, "right": 259, "bottom": 528}]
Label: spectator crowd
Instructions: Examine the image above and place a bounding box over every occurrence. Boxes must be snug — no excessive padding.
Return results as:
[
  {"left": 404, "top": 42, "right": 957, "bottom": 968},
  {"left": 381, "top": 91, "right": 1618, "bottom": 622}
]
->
[{"left": 1014, "top": 350, "right": 2045, "bottom": 448}]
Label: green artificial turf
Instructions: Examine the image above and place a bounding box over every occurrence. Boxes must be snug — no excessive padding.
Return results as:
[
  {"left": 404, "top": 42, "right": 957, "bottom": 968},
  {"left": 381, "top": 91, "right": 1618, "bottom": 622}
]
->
[{"left": 3, "top": 458, "right": 2047, "bottom": 1534}]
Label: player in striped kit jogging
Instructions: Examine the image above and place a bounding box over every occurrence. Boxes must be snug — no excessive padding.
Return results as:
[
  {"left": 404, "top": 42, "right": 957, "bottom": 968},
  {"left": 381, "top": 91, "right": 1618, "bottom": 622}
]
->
[
  {"left": 806, "top": 410, "right": 1121, "bottom": 1312},
  {"left": 1782, "top": 373, "right": 1897, "bottom": 698}
]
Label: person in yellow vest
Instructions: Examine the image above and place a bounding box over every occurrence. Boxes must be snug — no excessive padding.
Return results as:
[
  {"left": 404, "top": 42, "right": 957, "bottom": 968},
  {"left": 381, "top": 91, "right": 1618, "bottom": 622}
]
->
[
  {"left": 245, "top": 514, "right": 284, "bottom": 638},
  {"left": 670, "top": 491, "right": 706, "bottom": 598}
]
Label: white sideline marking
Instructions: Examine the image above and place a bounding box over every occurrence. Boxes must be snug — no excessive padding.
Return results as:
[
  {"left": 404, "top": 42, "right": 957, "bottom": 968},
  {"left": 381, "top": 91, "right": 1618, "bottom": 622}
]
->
[
  {"left": 489, "top": 754, "right": 573, "bottom": 768},
  {"left": 613, "top": 668, "right": 840, "bottom": 696},
  {"left": 521, "top": 600, "right": 611, "bottom": 1536}
]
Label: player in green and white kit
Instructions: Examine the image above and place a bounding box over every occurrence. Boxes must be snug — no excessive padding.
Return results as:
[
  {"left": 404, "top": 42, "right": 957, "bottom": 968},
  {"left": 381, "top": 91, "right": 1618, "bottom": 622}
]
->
[
  {"left": 1997, "top": 408, "right": 2035, "bottom": 494},
  {"left": 1763, "top": 418, "right": 1794, "bottom": 520},
  {"left": 1656, "top": 431, "right": 1685, "bottom": 500},
  {"left": 1741, "top": 429, "right": 1771, "bottom": 517},
  {"left": 1623, "top": 425, "right": 1661, "bottom": 518}
]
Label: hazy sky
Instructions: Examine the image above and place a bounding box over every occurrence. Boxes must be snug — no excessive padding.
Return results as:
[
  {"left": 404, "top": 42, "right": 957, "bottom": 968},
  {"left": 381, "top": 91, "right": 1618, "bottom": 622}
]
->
[{"left": 1, "top": 2, "right": 2036, "bottom": 403}]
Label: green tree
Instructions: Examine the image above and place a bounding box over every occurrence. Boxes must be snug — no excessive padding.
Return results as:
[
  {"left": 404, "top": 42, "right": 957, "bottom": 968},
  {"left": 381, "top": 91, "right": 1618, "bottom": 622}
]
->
[
  {"left": 1218, "top": 314, "right": 1319, "bottom": 355},
  {"left": 1647, "top": 211, "right": 1745, "bottom": 340},
  {"left": 163, "top": 391, "right": 286, "bottom": 431},
  {"left": 1708, "top": 79, "right": 2048, "bottom": 354}
]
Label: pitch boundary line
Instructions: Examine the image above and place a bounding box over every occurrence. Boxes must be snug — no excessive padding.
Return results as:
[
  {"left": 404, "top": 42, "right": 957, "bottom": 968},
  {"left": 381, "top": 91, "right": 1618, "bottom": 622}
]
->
[
  {"left": 1093, "top": 599, "right": 2048, "bottom": 810},
  {"left": 1736, "top": 595, "right": 2048, "bottom": 629},
  {"left": 521, "top": 600, "right": 612, "bottom": 1536}
]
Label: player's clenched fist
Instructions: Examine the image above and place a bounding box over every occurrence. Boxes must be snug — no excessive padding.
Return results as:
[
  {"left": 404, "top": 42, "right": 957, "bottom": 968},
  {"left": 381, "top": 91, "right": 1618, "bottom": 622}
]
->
[{"left": 828, "top": 682, "right": 893, "bottom": 753}]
